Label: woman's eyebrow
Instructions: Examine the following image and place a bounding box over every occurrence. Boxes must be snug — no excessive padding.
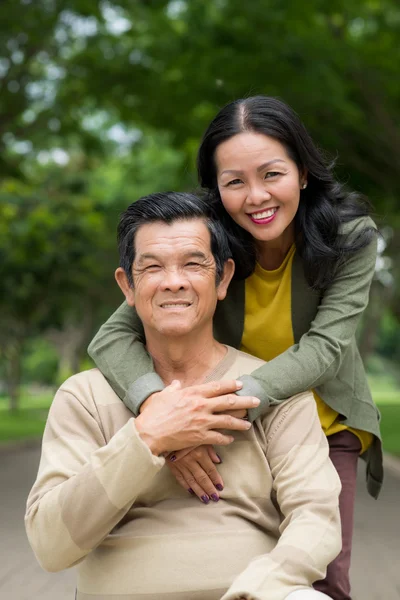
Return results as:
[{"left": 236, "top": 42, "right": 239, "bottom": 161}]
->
[{"left": 220, "top": 158, "right": 286, "bottom": 176}]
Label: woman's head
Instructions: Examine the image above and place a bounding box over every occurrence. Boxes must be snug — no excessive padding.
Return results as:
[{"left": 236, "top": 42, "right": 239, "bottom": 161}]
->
[
  {"left": 197, "top": 96, "right": 373, "bottom": 288},
  {"left": 197, "top": 96, "right": 330, "bottom": 247}
]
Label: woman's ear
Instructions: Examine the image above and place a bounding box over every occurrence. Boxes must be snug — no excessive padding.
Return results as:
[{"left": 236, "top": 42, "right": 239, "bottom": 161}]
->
[
  {"left": 301, "top": 167, "right": 308, "bottom": 189},
  {"left": 217, "top": 258, "right": 235, "bottom": 301},
  {"left": 115, "top": 267, "right": 135, "bottom": 306}
]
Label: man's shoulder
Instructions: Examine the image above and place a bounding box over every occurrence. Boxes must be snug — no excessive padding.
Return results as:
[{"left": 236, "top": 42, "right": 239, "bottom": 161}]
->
[
  {"left": 220, "top": 347, "right": 266, "bottom": 380},
  {"left": 260, "top": 391, "right": 319, "bottom": 441},
  {"left": 58, "top": 368, "right": 119, "bottom": 405}
]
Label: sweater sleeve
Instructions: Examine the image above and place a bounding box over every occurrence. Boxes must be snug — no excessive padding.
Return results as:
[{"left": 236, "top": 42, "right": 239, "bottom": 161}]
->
[
  {"left": 220, "top": 392, "right": 342, "bottom": 600},
  {"left": 88, "top": 301, "right": 165, "bottom": 414},
  {"left": 25, "top": 381, "right": 165, "bottom": 573},
  {"left": 245, "top": 219, "right": 377, "bottom": 421}
]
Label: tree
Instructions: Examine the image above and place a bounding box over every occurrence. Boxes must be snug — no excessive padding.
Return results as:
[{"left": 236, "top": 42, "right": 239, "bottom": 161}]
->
[{"left": 0, "top": 178, "right": 110, "bottom": 409}]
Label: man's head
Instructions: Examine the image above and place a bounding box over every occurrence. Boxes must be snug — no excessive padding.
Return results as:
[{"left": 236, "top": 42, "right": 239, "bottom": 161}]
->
[{"left": 115, "top": 192, "right": 235, "bottom": 339}]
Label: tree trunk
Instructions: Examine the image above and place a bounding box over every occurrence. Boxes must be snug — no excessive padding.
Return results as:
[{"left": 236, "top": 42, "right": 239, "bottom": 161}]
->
[{"left": 46, "top": 308, "right": 95, "bottom": 383}]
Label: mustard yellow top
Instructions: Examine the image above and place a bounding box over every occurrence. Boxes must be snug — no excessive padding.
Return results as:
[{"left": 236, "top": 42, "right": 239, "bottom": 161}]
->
[{"left": 240, "top": 244, "right": 373, "bottom": 454}]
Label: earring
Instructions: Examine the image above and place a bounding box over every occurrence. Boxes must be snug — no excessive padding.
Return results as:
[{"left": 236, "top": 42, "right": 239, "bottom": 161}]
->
[{"left": 302, "top": 182, "right": 307, "bottom": 189}]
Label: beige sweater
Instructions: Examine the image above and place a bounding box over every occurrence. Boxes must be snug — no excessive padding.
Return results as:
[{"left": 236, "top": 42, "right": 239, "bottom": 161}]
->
[{"left": 25, "top": 347, "right": 341, "bottom": 600}]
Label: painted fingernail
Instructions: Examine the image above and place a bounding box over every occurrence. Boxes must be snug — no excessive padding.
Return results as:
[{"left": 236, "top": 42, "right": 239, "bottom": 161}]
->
[
  {"left": 216, "top": 483, "right": 223, "bottom": 491},
  {"left": 216, "top": 454, "right": 223, "bottom": 463},
  {"left": 211, "top": 493, "right": 219, "bottom": 502},
  {"left": 169, "top": 455, "right": 176, "bottom": 462},
  {"left": 201, "top": 495, "right": 210, "bottom": 504},
  {"left": 188, "top": 488, "right": 195, "bottom": 495}
]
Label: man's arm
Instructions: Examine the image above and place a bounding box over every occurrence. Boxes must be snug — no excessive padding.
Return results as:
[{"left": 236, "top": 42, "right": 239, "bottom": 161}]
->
[
  {"left": 25, "top": 379, "right": 165, "bottom": 573},
  {"left": 221, "top": 392, "right": 342, "bottom": 600},
  {"left": 25, "top": 374, "right": 258, "bottom": 573}
]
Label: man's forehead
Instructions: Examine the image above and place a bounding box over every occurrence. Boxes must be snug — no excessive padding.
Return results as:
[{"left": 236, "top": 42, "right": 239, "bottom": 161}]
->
[{"left": 134, "top": 219, "right": 212, "bottom": 257}]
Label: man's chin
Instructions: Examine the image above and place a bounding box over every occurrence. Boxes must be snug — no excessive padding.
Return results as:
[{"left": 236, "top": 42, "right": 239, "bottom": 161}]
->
[{"left": 155, "top": 324, "right": 194, "bottom": 337}]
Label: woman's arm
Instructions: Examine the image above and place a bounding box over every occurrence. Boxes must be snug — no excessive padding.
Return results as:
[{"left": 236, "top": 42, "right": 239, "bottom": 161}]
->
[
  {"left": 243, "top": 221, "right": 378, "bottom": 421},
  {"left": 88, "top": 301, "right": 165, "bottom": 412}
]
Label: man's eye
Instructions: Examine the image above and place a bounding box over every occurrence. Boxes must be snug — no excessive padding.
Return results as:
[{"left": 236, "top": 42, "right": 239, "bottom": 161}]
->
[
  {"left": 185, "top": 262, "right": 200, "bottom": 267},
  {"left": 145, "top": 264, "right": 161, "bottom": 271}
]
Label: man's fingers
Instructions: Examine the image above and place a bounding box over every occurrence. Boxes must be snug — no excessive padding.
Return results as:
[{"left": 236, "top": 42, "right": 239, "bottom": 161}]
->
[
  {"left": 210, "top": 414, "right": 253, "bottom": 432},
  {"left": 224, "top": 409, "right": 247, "bottom": 419},
  {"left": 190, "top": 379, "right": 243, "bottom": 399},
  {"left": 211, "top": 394, "right": 259, "bottom": 414},
  {"left": 204, "top": 431, "right": 235, "bottom": 446},
  {"left": 166, "top": 379, "right": 181, "bottom": 390}
]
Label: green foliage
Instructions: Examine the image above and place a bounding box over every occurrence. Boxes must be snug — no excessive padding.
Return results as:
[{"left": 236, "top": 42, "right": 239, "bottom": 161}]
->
[
  {"left": 0, "top": 178, "right": 109, "bottom": 334},
  {"left": 22, "top": 338, "right": 59, "bottom": 385},
  {"left": 1, "top": 0, "right": 400, "bottom": 402}
]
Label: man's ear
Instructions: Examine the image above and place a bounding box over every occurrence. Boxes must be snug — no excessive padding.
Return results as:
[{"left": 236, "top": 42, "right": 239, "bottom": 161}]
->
[
  {"left": 217, "top": 258, "right": 235, "bottom": 301},
  {"left": 115, "top": 267, "right": 135, "bottom": 307}
]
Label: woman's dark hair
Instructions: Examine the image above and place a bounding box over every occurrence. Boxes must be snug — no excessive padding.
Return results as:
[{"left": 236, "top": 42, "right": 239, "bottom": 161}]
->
[
  {"left": 197, "top": 95, "right": 376, "bottom": 290},
  {"left": 118, "top": 191, "right": 232, "bottom": 286}
]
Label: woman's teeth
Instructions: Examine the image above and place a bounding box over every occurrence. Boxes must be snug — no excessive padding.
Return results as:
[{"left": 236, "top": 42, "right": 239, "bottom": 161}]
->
[{"left": 250, "top": 208, "right": 277, "bottom": 220}]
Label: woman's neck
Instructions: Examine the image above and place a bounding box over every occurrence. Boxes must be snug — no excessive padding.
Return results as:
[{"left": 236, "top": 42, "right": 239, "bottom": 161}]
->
[{"left": 256, "top": 226, "right": 294, "bottom": 270}]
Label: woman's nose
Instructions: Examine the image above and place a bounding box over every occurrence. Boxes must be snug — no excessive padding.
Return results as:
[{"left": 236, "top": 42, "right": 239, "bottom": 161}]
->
[{"left": 247, "top": 184, "right": 272, "bottom": 206}]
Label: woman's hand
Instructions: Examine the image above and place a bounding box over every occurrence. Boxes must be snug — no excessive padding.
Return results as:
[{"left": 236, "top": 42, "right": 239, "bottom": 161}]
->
[{"left": 167, "top": 445, "right": 224, "bottom": 504}]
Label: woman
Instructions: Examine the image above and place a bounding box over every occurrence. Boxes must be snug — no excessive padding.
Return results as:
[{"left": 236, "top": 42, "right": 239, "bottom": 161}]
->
[{"left": 88, "top": 96, "right": 382, "bottom": 600}]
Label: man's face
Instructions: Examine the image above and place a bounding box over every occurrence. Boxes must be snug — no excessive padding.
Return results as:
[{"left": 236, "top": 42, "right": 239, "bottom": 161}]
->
[{"left": 117, "top": 219, "right": 233, "bottom": 338}]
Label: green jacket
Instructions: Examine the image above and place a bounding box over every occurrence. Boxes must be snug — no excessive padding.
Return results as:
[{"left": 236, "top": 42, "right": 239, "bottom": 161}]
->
[{"left": 88, "top": 216, "right": 382, "bottom": 498}]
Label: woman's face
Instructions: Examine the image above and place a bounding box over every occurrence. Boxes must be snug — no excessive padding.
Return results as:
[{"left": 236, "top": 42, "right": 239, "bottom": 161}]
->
[{"left": 215, "top": 132, "right": 306, "bottom": 248}]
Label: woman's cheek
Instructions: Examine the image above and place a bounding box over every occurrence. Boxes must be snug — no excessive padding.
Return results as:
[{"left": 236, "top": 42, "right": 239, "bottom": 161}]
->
[{"left": 219, "top": 189, "right": 241, "bottom": 217}]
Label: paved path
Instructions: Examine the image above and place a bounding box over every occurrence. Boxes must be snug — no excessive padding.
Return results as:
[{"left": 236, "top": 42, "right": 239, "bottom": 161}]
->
[{"left": 1, "top": 445, "right": 399, "bottom": 600}]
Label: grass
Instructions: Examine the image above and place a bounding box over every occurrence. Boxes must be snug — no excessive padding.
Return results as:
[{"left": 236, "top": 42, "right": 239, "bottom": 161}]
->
[
  {"left": 0, "top": 376, "right": 399, "bottom": 455},
  {"left": 0, "top": 391, "right": 52, "bottom": 444},
  {"left": 367, "top": 375, "right": 400, "bottom": 456}
]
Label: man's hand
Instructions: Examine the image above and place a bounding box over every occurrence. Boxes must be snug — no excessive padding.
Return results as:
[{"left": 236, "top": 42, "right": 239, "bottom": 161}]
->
[{"left": 135, "top": 379, "right": 259, "bottom": 457}]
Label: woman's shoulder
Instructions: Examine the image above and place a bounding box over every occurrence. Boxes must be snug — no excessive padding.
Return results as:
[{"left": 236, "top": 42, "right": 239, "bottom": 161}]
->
[{"left": 339, "top": 215, "right": 377, "bottom": 237}]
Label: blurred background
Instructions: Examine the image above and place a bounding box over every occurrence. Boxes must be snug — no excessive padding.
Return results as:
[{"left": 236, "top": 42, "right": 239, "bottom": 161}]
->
[{"left": 0, "top": 1, "right": 399, "bottom": 598}]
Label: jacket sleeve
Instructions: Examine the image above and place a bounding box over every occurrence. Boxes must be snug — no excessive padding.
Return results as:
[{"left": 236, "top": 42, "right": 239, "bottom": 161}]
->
[
  {"left": 220, "top": 392, "right": 342, "bottom": 600},
  {"left": 244, "top": 219, "right": 378, "bottom": 421},
  {"left": 25, "top": 381, "right": 165, "bottom": 572},
  {"left": 88, "top": 301, "right": 165, "bottom": 414}
]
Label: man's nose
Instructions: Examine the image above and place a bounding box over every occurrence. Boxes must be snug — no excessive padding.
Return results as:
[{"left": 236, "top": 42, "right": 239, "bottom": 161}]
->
[
  {"left": 248, "top": 183, "right": 272, "bottom": 206},
  {"left": 160, "top": 269, "right": 189, "bottom": 292}
]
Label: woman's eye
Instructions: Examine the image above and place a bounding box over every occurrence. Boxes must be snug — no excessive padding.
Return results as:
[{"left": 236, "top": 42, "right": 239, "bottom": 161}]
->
[
  {"left": 265, "top": 171, "right": 281, "bottom": 179},
  {"left": 227, "top": 178, "right": 243, "bottom": 186}
]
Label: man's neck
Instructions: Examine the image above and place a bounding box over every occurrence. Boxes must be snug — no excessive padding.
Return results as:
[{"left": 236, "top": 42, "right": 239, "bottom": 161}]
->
[{"left": 145, "top": 326, "right": 227, "bottom": 387}]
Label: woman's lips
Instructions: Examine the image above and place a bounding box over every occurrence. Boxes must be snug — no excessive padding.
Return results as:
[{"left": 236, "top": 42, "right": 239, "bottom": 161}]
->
[{"left": 248, "top": 207, "right": 278, "bottom": 224}]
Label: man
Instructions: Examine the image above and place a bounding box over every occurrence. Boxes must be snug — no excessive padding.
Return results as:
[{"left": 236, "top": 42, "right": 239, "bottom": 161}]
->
[{"left": 25, "top": 192, "right": 341, "bottom": 600}]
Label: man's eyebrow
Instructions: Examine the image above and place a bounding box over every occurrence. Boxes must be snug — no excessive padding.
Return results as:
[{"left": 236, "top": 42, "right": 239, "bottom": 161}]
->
[
  {"left": 135, "top": 253, "right": 160, "bottom": 265},
  {"left": 220, "top": 158, "right": 286, "bottom": 176},
  {"left": 183, "top": 251, "right": 208, "bottom": 261},
  {"left": 135, "top": 250, "right": 208, "bottom": 265}
]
